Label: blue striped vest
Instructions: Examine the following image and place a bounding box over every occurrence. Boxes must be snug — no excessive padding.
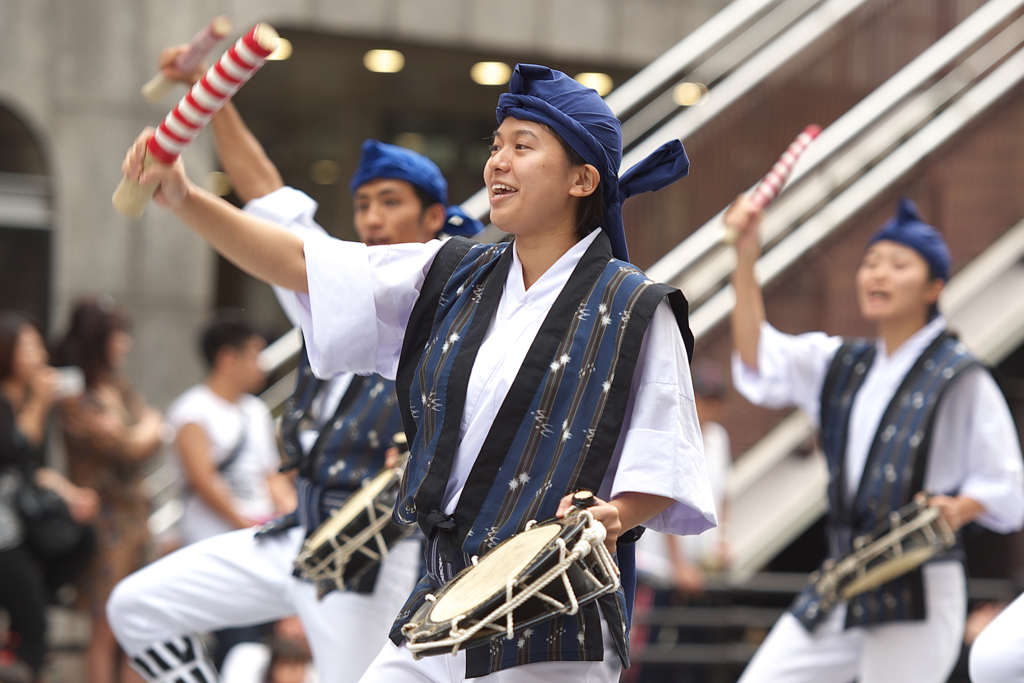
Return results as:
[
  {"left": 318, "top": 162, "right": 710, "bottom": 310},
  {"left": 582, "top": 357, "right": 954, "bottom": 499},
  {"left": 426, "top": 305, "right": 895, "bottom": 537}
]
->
[
  {"left": 791, "top": 330, "right": 979, "bottom": 630},
  {"left": 390, "top": 231, "right": 693, "bottom": 677}
]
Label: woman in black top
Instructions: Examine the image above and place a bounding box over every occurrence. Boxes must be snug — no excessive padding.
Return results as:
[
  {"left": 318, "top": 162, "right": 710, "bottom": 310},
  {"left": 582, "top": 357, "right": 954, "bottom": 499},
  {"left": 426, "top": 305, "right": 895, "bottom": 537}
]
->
[{"left": 0, "top": 312, "right": 98, "bottom": 680}]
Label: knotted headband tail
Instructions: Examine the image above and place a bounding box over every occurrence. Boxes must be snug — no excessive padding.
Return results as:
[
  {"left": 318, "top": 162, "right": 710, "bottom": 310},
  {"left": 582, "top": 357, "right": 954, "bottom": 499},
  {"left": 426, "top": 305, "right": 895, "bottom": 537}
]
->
[{"left": 496, "top": 64, "right": 689, "bottom": 262}]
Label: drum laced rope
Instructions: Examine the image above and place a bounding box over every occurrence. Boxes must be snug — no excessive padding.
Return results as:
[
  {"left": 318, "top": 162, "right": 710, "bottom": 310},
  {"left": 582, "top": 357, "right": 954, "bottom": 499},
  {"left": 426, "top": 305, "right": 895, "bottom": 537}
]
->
[
  {"left": 293, "top": 474, "right": 402, "bottom": 593},
  {"left": 811, "top": 498, "right": 955, "bottom": 610},
  {"left": 405, "top": 510, "right": 621, "bottom": 657}
]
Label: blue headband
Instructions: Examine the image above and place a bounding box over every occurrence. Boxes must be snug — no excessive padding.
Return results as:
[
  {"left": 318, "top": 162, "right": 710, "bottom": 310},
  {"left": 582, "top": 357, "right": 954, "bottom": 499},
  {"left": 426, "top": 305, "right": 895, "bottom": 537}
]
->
[
  {"left": 496, "top": 63, "right": 690, "bottom": 262},
  {"left": 867, "top": 197, "right": 951, "bottom": 281},
  {"left": 349, "top": 139, "right": 484, "bottom": 238}
]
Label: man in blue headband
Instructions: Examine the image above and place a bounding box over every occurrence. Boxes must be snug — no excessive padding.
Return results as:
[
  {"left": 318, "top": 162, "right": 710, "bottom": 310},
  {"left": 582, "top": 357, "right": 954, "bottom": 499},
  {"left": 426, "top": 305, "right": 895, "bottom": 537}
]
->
[
  {"left": 107, "top": 45, "right": 482, "bottom": 683},
  {"left": 117, "top": 60, "right": 718, "bottom": 683},
  {"left": 725, "top": 194, "right": 1024, "bottom": 683}
]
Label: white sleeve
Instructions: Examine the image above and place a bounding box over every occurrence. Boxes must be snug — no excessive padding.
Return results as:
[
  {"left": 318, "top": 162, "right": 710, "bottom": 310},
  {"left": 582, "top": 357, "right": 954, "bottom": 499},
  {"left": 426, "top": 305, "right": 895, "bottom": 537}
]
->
[
  {"left": 296, "top": 235, "right": 447, "bottom": 380},
  {"left": 602, "top": 299, "right": 718, "bottom": 537},
  {"left": 166, "top": 390, "right": 206, "bottom": 434},
  {"left": 243, "top": 187, "right": 327, "bottom": 328},
  {"left": 730, "top": 321, "right": 844, "bottom": 427},
  {"left": 927, "top": 366, "right": 1024, "bottom": 534}
]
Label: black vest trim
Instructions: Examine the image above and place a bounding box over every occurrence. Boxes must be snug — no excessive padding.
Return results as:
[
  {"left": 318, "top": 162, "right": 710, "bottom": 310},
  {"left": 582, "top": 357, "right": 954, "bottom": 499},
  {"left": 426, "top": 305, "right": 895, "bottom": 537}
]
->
[
  {"left": 412, "top": 246, "right": 514, "bottom": 533},
  {"left": 396, "top": 238, "right": 477, "bottom": 443},
  {"left": 451, "top": 233, "right": 616, "bottom": 551}
]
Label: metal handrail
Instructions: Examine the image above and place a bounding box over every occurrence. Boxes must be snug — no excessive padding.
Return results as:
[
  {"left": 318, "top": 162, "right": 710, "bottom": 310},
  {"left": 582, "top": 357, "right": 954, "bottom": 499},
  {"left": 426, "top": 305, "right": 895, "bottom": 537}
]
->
[
  {"left": 647, "top": 0, "right": 1024, "bottom": 288},
  {"left": 690, "top": 40, "right": 1024, "bottom": 340},
  {"left": 462, "top": 0, "right": 856, "bottom": 224},
  {"left": 675, "top": 10, "right": 1024, "bottom": 312}
]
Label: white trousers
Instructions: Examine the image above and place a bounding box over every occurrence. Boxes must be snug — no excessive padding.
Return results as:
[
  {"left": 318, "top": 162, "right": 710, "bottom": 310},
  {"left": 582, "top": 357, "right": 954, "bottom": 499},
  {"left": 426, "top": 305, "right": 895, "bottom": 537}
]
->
[
  {"left": 107, "top": 526, "right": 421, "bottom": 683},
  {"left": 738, "top": 561, "right": 966, "bottom": 683},
  {"left": 357, "top": 616, "right": 622, "bottom": 682},
  {"left": 969, "top": 591, "right": 1024, "bottom": 683}
]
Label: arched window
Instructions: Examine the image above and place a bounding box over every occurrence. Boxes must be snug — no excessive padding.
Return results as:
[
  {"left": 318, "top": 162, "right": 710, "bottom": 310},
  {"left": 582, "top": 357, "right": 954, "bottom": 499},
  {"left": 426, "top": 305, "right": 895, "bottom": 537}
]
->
[{"left": 0, "top": 103, "right": 51, "bottom": 330}]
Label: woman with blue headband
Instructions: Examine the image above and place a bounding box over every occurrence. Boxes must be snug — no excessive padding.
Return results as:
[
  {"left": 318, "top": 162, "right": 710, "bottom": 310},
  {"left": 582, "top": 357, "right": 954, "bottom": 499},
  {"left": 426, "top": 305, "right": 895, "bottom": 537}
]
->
[
  {"left": 120, "top": 63, "right": 717, "bottom": 681},
  {"left": 726, "top": 195, "right": 1024, "bottom": 683}
]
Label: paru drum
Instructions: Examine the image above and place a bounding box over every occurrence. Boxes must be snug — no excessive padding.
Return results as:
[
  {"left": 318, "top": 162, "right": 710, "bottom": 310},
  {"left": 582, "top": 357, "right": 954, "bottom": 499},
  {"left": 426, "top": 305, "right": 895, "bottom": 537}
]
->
[
  {"left": 403, "top": 496, "right": 619, "bottom": 658},
  {"left": 293, "top": 445, "right": 413, "bottom": 599},
  {"left": 809, "top": 494, "right": 956, "bottom": 614}
]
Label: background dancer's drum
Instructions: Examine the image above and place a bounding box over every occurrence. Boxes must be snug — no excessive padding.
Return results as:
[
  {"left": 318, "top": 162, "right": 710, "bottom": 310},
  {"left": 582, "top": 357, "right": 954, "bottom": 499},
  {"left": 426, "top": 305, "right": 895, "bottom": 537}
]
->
[
  {"left": 810, "top": 495, "right": 956, "bottom": 614},
  {"left": 293, "top": 464, "right": 413, "bottom": 599},
  {"left": 403, "top": 503, "right": 619, "bottom": 658}
]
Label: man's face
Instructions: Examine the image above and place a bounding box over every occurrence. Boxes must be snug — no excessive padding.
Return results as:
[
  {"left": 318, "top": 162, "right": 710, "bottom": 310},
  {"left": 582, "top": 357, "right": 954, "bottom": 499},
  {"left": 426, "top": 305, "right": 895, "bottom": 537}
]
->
[
  {"left": 352, "top": 178, "right": 442, "bottom": 245},
  {"left": 221, "top": 336, "right": 267, "bottom": 394}
]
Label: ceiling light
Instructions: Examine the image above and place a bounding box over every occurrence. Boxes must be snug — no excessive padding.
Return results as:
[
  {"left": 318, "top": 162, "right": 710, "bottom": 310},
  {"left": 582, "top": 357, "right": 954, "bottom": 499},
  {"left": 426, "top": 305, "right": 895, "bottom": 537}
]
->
[
  {"left": 575, "top": 72, "right": 613, "bottom": 96},
  {"left": 364, "top": 49, "right": 405, "bottom": 73},
  {"left": 673, "top": 82, "right": 708, "bottom": 107},
  {"left": 471, "top": 61, "right": 511, "bottom": 86},
  {"left": 310, "top": 160, "right": 340, "bottom": 185}
]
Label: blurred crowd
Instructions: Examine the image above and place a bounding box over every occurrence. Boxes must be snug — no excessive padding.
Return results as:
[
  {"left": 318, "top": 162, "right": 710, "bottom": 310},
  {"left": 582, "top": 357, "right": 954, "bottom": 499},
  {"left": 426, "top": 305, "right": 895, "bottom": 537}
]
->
[{"left": 0, "top": 300, "right": 304, "bottom": 683}]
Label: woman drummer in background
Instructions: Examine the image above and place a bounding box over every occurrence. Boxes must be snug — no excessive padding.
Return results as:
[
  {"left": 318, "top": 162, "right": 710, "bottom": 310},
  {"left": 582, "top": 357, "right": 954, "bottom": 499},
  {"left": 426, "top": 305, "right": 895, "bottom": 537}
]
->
[
  {"left": 119, "top": 63, "right": 717, "bottom": 682},
  {"left": 726, "top": 195, "right": 1024, "bottom": 683}
]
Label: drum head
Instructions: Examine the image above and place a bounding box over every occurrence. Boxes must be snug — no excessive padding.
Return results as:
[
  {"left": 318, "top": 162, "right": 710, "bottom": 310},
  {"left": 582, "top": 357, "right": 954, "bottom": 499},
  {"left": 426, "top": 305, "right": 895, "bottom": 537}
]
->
[
  {"left": 306, "top": 468, "right": 400, "bottom": 549},
  {"left": 430, "top": 523, "right": 563, "bottom": 622},
  {"left": 405, "top": 513, "right": 618, "bottom": 657}
]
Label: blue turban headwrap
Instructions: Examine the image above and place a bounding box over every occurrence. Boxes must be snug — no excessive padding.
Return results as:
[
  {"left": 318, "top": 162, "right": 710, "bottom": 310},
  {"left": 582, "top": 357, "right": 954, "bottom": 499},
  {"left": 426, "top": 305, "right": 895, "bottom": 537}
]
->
[
  {"left": 349, "top": 139, "right": 484, "bottom": 237},
  {"left": 495, "top": 63, "right": 690, "bottom": 262},
  {"left": 867, "top": 197, "right": 951, "bottom": 281}
]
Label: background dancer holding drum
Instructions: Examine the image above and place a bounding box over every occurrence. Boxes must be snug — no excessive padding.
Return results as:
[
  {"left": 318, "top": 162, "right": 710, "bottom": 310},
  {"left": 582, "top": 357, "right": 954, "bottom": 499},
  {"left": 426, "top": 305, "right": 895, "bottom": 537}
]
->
[
  {"left": 727, "top": 195, "right": 1024, "bottom": 683},
  {"left": 116, "top": 62, "right": 718, "bottom": 682},
  {"left": 106, "top": 44, "right": 483, "bottom": 683}
]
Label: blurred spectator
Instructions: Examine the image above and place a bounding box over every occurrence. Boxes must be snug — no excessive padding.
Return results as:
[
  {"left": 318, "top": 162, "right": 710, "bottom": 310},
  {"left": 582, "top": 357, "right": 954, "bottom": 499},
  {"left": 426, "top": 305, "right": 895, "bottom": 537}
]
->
[
  {"left": 0, "top": 312, "right": 98, "bottom": 681},
  {"left": 54, "top": 298, "right": 163, "bottom": 683},
  {"left": 166, "top": 316, "right": 293, "bottom": 665}
]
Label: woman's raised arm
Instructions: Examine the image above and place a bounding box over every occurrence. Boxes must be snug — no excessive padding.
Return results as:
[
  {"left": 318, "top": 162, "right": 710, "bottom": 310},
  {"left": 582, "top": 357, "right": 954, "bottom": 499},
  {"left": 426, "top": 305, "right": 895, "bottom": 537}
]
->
[{"left": 122, "top": 128, "right": 308, "bottom": 292}]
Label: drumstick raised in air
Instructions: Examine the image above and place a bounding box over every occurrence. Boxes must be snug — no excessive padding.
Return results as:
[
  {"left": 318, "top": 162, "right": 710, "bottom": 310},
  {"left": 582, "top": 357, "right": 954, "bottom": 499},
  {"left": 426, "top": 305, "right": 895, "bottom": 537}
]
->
[
  {"left": 141, "top": 16, "right": 233, "bottom": 103},
  {"left": 723, "top": 124, "right": 821, "bottom": 244},
  {"left": 113, "top": 23, "right": 279, "bottom": 219}
]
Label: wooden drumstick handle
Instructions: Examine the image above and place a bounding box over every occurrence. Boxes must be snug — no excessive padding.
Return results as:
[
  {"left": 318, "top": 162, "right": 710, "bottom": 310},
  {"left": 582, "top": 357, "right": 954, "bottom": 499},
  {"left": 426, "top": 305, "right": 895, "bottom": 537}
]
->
[
  {"left": 570, "top": 490, "right": 597, "bottom": 509},
  {"left": 141, "top": 16, "right": 233, "bottom": 102},
  {"left": 112, "top": 150, "right": 160, "bottom": 219}
]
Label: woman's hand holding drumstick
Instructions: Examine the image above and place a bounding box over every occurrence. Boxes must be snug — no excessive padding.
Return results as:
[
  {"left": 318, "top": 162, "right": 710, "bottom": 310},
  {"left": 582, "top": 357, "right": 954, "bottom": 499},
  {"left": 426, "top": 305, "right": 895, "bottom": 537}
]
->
[
  {"left": 121, "top": 126, "right": 309, "bottom": 293},
  {"left": 121, "top": 128, "right": 192, "bottom": 208},
  {"left": 113, "top": 23, "right": 279, "bottom": 219},
  {"left": 722, "top": 124, "right": 820, "bottom": 244}
]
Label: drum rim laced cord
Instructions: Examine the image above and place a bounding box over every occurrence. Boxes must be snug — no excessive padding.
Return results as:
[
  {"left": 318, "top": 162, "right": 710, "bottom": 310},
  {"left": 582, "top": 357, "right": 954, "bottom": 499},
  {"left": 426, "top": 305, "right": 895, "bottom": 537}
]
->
[
  {"left": 294, "top": 474, "right": 405, "bottom": 597},
  {"left": 404, "top": 510, "right": 620, "bottom": 657},
  {"left": 812, "top": 498, "right": 955, "bottom": 608}
]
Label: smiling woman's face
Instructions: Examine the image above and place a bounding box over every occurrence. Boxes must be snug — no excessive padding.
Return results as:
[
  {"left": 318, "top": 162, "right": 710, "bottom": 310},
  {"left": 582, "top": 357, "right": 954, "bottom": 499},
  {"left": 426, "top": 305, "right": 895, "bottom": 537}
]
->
[
  {"left": 856, "top": 240, "right": 943, "bottom": 324},
  {"left": 483, "top": 118, "right": 580, "bottom": 238}
]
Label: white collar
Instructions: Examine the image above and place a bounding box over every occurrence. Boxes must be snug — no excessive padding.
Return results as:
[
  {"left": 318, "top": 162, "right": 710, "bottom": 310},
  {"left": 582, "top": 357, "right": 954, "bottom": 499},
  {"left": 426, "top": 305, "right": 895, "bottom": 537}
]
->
[
  {"left": 874, "top": 315, "right": 947, "bottom": 364},
  {"left": 507, "top": 229, "right": 602, "bottom": 304}
]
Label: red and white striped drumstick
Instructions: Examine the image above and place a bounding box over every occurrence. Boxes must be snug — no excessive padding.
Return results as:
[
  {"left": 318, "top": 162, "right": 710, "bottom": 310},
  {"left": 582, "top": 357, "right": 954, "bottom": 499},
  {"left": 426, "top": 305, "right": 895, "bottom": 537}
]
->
[
  {"left": 141, "top": 16, "right": 233, "bottom": 102},
  {"left": 724, "top": 124, "right": 821, "bottom": 243},
  {"left": 113, "top": 23, "right": 279, "bottom": 218}
]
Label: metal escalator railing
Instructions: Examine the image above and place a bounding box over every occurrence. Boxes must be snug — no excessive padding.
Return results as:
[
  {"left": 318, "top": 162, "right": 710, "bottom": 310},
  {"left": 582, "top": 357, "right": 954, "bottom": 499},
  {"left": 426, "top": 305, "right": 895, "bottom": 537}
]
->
[
  {"left": 647, "top": 0, "right": 1024, "bottom": 300},
  {"left": 468, "top": 0, "right": 878, "bottom": 223},
  {"left": 691, "top": 33, "right": 1024, "bottom": 340}
]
